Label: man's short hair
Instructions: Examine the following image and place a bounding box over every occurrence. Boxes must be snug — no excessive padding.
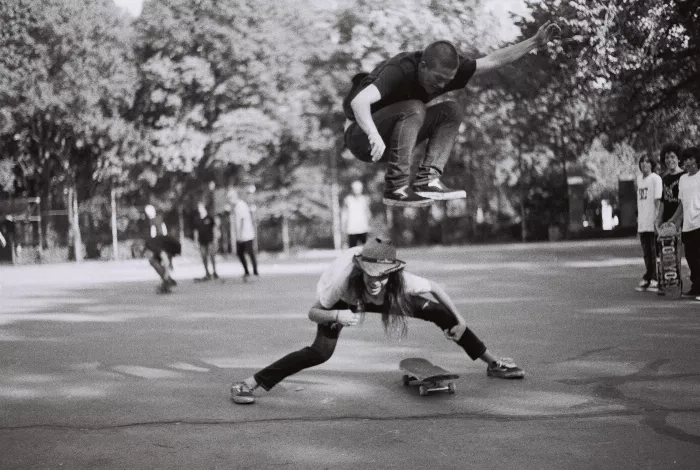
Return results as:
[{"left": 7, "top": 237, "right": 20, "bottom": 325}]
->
[
  {"left": 681, "top": 147, "right": 700, "bottom": 164},
  {"left": 638, "top": 155, "right": 657, "bottom": 172},
  {"left": 423, "top": 40, "right": 459, "bottom": 70},
  {"left": 660, "top": 142, "right": 682, "bottom": 160}
]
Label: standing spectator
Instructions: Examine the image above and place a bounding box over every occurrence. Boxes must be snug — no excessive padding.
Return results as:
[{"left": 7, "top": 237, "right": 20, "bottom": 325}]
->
[
  {"left": 143, "top": 204, "right": 181, "bottom": 293},
  {"left": 341, "top": 180, "right": 372, "bottom": 247},
  {"left": 0, "top": 215, "right": 15, "bottom": 263},
  {"left": 666, "top": 147, "right": 700, "bottom": 299},
  {"left": 229, "top": 188, "right": 259, "bottom": 280},
  {"left": 655, "top": 144, "right": 685, "bottom": 294},
  {"left": 194, "top": 202, "right": 219, "bottom": 281},
  {"left": 635, "top": 155, "right": 662, "bottom": 292}
]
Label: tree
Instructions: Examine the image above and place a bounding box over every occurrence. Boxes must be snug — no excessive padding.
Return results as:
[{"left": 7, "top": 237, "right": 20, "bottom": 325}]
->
[{"left": 0, "top": 0, "right": 137, "bottom": 257}]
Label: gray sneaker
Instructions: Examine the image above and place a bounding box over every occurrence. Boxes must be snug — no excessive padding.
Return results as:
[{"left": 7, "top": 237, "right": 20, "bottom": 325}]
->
[
  {"left": 231, "top": 382, "right": 255, "bottom": 404},
  {"left": 487, "top": 358, "right": 525, "bottom": 379}
]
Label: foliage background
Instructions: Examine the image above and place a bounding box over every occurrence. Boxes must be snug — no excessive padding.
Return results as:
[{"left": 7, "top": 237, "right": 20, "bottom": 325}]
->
[{"left": 1, "top": 0, "right": 699, "bottom": 260}]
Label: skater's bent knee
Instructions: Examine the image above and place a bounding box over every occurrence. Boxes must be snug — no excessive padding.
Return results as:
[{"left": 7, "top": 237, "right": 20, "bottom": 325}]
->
[
  {"left": 434, "top": 100, "right": 463, "bottom": 120},
  {"left": 400, "top": 100, "right": 427, "bottom": 117}
]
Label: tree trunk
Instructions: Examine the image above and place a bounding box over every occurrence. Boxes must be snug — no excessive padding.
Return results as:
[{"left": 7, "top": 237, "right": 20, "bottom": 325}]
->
[
  {"left": 111, "top": 185, "right": 119, "bottom": 261},
  {"left": 69, "top": 185, "right": 83, "bottom": 262},
  {"left": 518, "top": 146, "right": 527, "bottom": 242},
  {"left": 281, "top": 212, "right": 290, "bottom": 255},
  {"left": 330, "top": 147, "right": 341, "bottom": 250}
]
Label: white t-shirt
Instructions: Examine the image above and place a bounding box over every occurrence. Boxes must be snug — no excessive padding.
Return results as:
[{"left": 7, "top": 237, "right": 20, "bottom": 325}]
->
[
  {"left": 636, "top": 173, "right": 662, "bottom": 232},
  {"left": 233, "top": 200, "right": 255, "bottom": 242},
  {"left": 316, "top": 247, "right": 431, "bottom": 308},
  {"left": 343, "top": 194, "right": 371, "bottom": 235},
  {"left": 678, "top": 172, "right": 700, "bottom": 233}
]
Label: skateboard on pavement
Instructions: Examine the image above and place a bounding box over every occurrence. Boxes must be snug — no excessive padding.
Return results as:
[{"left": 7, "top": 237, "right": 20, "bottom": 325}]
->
[
  {"left": 399, "top": 357, "right": 459, "bottom": 396},
  {"left": 657, "top": 223, "right": 682, "bottom": 299}
]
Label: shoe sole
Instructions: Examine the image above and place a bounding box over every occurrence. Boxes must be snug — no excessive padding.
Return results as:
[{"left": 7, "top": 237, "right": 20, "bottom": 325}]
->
[
  {"left": 487, "top": 370, "right": 525, "bottom": 379},
  {"left": 414, "top": 190, "right": 466, "bottom": 201},
  {"left": 231, "top": 396, "right": 255, "bottom": 404},
  {"left": 383, "top": 197, "right": 433, "bottom": 207}
]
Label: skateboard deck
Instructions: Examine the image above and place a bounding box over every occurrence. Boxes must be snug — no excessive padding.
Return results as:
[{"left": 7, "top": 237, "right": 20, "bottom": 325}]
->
[
  {"left": 657, "top": 225, "right": 682, "bottom": 299},
  {"left": 399, "top": 357, "right": 459, "bottom": 396}
]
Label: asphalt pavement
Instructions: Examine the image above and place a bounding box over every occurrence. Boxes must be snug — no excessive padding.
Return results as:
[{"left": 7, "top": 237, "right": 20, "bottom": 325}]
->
[{"left": 1, "top": 238, "right": 699, "bottom": 469}]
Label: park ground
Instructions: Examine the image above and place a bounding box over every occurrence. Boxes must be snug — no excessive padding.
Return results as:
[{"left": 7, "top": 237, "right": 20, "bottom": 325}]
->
[{"left": 1, "top": 238, "right": 699, "bottom": 469}]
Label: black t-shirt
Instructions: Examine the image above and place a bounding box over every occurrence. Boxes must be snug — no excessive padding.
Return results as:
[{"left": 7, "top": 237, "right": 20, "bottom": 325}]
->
[
  {"left": 196, "top": 214, "right": 216, "bottom": 244},
  {"left": 661, "top": 171, "right": 686, "bottom": 222},
  {"left": 343, "top": 51, "right": 477, "bottom": 121}
]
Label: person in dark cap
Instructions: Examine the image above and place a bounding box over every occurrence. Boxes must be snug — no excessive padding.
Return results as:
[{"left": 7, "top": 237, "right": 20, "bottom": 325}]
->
[{"left": 230, "top": 237, "right": 524, "bottom": 404}]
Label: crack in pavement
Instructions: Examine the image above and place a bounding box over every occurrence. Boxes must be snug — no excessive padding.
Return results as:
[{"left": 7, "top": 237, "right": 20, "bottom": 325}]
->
[{"left": 3, "top": 407, "right": 700, "bottom": 432}]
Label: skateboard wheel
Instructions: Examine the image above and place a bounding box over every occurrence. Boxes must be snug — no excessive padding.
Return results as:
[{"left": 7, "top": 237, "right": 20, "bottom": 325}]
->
[
  {"left": 418, "top": 385, "right": 429, "bottom": 396},
  {"left": 448, "top": 382, "right": 456, "bottom": 394},
  {"left": 402, "top": 374, "right": 411, "bottom": 386}
]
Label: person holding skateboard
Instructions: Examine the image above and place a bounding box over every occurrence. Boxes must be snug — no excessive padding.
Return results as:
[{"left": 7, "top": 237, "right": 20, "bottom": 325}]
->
[
  {"left": 665, "top": 147, "right": 700, "bottom": 300},
  {"left": 343, "top": 21, "right": 561, "bottom": 207},
  {"left": 230, "top": 237, "right": 524, "bottom": 404},
  {"left": 654, "top": 143, "right": 685, "bottom": 295}
]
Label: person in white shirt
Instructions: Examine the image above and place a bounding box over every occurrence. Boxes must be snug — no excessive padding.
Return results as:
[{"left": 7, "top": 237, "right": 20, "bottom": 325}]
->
[
  {"left": 665, "top": 147, "right": 700, "bottom": 299},
  {"left": 341, "top": 180, "right": 372, "bottom": 247},
  {"left": 230, "top": 237, "right": 524, "bottom": 405},
  {"left": 635, "top": 155, "right": 662, "bottom": 292},
  {"left": 228, "top": 188, "right": 258, "bottom": 280}
]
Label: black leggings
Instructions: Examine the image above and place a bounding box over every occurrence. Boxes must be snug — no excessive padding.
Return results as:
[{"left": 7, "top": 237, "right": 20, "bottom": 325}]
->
[{"left": 253, "top": 296, "right": 487, "bottom": 391}]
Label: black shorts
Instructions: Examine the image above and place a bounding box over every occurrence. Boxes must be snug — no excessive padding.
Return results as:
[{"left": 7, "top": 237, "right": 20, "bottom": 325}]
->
[{"left": 145, "top": 235, "right": 181, "bottom": 259}]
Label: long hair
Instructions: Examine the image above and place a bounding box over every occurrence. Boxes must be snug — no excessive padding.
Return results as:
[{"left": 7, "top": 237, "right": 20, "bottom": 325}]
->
[{"left": 348, "top": 266, "right": 413, "bottom": 338}]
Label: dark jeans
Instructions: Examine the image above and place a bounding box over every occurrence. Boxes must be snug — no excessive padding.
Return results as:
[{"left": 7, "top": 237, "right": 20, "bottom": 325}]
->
[
  {"left": 639, "top": 231, "right": 657, "bottom": 281},
  {"left": 347, "top": 233, "right": 367, "bottom": 247},
  {"left": 236, "top": 240, "right": 258, "bottom": 276},
  {"left": 344, "top": 100, "right": 463, "bottom": 191},
  {"left": 681, "top": 228, "right": 700, "bottom": 292},
  {"left": 253, "top": 296, "right": 487, "bottom": 391}
]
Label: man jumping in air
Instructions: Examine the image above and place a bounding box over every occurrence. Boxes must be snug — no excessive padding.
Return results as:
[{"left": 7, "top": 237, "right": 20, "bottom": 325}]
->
[{"left": 343, "top": 21, "right": 561, "bottom": 207}]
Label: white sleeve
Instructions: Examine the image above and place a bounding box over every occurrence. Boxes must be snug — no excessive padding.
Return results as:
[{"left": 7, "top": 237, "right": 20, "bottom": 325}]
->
[
  {"left": 401, "top": 272, "right": 431, "bottom": 296},
  {"left": 653, "top": 174, "right": 663, "bottom": 199}
]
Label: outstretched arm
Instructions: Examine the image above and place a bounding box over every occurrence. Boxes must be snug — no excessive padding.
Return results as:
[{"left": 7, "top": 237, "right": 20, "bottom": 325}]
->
[{"left": 473, "top": 20, "right": 560, "bottom": 77}]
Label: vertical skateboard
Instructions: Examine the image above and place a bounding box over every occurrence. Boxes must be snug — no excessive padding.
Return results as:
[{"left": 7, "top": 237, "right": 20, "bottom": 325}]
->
[
  {"left": 657, "top": 224, "right": 682, "bottom": 299},
  {"left": 399, "top": 357, "right": 459, "bottom": 396}
]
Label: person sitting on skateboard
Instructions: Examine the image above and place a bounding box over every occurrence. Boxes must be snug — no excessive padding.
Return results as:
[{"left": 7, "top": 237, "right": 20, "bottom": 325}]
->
[
  {"left": 230, "top": 237, "right": 524, "bottom": 405},
  {"left": 343, "top": 21, "right": 560, "bottom": 208}
]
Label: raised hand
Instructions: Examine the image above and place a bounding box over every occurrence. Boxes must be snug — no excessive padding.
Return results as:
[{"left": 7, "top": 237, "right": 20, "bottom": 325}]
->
[{"left": 535, "top": 20, "right": 561, "bottom": 51}]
